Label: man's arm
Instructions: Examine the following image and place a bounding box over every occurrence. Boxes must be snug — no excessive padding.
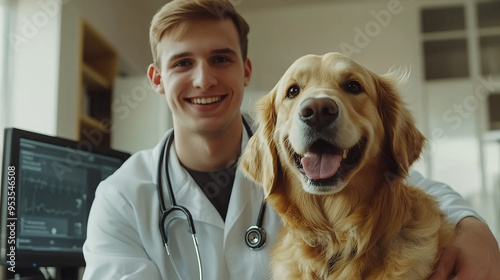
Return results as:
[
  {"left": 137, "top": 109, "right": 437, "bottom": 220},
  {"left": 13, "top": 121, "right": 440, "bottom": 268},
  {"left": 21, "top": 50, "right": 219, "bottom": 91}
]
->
[
  {"left": 407, "top": 170, "right": 500, "bottom": 280},
  {"left": 407, "top": 170, "right": 482, "bottom": 225},
  {"left": 83, "top": 184, "right": 162, "bottom": 280}
]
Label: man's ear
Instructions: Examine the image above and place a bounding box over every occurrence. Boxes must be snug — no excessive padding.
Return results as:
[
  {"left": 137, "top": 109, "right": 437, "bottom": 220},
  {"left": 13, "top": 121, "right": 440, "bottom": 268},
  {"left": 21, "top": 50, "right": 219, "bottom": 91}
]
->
[
  {"left": 243, "top": 58, "right": 252, "bottom": 87},
  {"left": 147, "top": 63, "right": 165, "bottom": 94}
]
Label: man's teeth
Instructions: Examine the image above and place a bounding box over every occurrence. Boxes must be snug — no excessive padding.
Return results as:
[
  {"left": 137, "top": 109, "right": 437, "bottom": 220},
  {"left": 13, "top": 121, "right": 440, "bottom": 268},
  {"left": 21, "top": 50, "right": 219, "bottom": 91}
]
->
[{"left": 190, "top": 96, "right": 221, "bottom": 104}]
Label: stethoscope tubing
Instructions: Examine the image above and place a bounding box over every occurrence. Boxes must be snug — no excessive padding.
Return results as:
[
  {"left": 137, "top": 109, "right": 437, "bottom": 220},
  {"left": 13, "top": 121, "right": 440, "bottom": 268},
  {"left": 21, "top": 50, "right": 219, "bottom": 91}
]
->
[
  {"left": 156, "top": 116, "right": 265, "bottom": 280},
  {"left": 157, "top": 130, "right": 202, "bottom": 280}
]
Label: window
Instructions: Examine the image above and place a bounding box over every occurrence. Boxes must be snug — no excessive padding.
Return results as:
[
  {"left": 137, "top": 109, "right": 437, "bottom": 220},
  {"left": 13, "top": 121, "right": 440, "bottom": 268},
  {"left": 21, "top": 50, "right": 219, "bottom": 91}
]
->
[{"left": 420, "top": 5, "right": 469, "bottom": 80}]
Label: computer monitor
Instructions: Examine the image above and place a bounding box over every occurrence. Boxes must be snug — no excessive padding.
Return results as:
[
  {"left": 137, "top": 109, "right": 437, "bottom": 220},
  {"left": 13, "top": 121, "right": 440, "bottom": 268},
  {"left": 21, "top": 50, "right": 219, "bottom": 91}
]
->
[{"left": 0, "top": 128, "right": 130, "bottom": 278}]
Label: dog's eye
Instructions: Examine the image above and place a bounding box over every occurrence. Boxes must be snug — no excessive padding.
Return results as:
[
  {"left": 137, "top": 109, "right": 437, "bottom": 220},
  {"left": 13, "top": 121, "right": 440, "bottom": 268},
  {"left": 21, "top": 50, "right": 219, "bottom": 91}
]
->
[
  {"left": 286, "top": 85, "right": 301, "bottom": 98},
  {"left": 343, "top": 81, "right": 363, "bottom": 94}
]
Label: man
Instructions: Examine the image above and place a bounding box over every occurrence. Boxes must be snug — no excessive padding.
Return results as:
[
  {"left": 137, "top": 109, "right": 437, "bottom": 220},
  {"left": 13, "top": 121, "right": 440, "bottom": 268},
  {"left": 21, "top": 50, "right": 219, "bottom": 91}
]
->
[{"left": 82, "top": 0, "right": 500, "bottom": 279}]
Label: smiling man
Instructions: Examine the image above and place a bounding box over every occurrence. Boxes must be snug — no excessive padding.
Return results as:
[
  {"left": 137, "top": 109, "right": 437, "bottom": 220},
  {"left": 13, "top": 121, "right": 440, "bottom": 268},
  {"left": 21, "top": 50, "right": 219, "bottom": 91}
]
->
[{"left": 148, "top": 17, "right": 251, "bottom": 172}]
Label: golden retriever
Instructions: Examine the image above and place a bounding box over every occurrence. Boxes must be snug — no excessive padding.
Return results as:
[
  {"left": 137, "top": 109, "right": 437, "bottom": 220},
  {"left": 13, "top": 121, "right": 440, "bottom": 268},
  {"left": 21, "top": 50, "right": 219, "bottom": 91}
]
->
[{"left": 240, "top": 52, "right": 455, "bottom": 280}]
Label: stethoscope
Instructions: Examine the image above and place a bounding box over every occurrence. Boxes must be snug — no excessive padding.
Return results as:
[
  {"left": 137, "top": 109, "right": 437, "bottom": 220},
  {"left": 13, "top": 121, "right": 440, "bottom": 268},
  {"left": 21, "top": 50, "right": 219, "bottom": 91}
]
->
[{"left": 156, "top": 116, "right": 267, "bottom": 280}]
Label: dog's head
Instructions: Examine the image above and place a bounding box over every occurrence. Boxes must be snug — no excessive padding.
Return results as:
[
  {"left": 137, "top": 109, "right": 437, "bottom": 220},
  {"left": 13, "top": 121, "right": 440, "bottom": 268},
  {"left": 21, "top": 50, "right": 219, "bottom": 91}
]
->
[{"left": 240, "top": 52, "right": 425, "bottom": 197}]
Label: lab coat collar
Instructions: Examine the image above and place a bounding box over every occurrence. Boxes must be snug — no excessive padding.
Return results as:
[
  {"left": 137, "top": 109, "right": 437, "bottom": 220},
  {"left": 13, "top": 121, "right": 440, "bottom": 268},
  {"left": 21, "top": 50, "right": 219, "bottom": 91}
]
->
[
  {"left": 157, "top": 120, "right": 255, "bottom": 230},
  {"left": 150, "top": 130, "right": 169, "bottom": 187},
  {"left": 165, "top": 135, "right": 224, "bottom": 229}
]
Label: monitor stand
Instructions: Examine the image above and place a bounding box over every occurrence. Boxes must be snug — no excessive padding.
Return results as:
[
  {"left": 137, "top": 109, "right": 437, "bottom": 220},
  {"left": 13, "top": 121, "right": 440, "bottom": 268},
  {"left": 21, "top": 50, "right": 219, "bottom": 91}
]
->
[{"left": 54, "top": 267, "right": 80, "bottom": 280}]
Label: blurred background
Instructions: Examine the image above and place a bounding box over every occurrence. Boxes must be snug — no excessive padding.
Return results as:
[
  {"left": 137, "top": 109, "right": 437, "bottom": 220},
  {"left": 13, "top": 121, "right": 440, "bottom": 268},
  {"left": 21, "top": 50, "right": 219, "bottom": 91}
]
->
[{"left": 0, "top": 0, "right": 498, "bottom": 243}]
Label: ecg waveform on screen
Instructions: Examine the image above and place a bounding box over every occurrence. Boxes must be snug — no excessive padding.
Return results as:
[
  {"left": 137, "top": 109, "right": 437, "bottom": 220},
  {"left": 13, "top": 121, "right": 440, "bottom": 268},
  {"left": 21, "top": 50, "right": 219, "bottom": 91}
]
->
[
  {"left": 19, "top": 172, "right": 87, "bottom": 218},
  {"left": 22, "top": 195, "right": 84, "bottom": 217}
]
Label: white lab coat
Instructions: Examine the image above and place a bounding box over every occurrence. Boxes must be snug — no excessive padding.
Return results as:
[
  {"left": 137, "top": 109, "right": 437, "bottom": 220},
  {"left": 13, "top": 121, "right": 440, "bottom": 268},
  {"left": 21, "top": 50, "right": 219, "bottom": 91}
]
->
[{"left": 82, "top": 126, "right": 481, "bottom": 280}]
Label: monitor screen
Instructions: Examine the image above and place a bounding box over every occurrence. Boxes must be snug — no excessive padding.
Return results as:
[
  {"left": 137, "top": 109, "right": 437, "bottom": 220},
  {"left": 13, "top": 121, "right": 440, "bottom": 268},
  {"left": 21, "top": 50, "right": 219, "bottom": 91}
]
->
[{"left": 1, "top": 128, "right": 130, "bottom": 272}]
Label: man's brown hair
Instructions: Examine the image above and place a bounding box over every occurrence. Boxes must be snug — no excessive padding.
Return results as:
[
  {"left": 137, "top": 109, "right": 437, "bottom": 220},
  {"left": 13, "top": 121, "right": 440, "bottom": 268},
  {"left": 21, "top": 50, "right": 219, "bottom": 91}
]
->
[{"left": 149, "top": 0, "right": 250, "bottom": 65}]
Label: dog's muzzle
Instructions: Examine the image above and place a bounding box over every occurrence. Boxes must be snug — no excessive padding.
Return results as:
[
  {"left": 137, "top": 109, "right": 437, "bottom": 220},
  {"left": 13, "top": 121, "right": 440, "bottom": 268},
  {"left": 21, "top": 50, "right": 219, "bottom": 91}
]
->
[
  {"left": 291, "top": 97, "right": 365, "bottom": 192},
  {"left": 296, "top": 98, "right": 342, "bottom": 181}
]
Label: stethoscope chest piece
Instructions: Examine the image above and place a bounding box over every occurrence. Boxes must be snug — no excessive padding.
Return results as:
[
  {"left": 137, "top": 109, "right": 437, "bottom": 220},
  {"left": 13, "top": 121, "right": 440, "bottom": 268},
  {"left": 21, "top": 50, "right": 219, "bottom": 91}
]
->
[
  {"left": 245, "top": 225, "right": 266, "bottom": 250},
  {"left": 244, "top": 199, "right": 267, "bottom": 250}
]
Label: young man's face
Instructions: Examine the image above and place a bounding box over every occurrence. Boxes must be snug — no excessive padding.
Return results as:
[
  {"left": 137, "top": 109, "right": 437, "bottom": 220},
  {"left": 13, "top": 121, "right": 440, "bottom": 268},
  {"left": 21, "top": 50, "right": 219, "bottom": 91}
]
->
[{"left": 148, "top": 18, "right": 252, "bottom": 135}]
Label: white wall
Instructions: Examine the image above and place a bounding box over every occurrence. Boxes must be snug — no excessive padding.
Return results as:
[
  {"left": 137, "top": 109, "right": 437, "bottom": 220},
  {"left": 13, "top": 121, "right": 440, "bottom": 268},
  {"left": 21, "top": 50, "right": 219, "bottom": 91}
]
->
[
  {"left": 425, "top": 80, "right": 484, "bottom": 197},
  {"left": 2, "top": 0, "right": 81, "bottom": 140},
  {"left": 111, "top": 75, "right": 171, "bottom": 153},
  {"left": 0, "top": 0, "right": 9, "bottom": 157},
  {"left": 5, "top": 0, "right": 63, "bottom": 136},
  {"left": 242, "top": 0, "right": 424, "bottom": 126},
  {"left": 56, "top": 0, "right": 80, "bottom": 139}
]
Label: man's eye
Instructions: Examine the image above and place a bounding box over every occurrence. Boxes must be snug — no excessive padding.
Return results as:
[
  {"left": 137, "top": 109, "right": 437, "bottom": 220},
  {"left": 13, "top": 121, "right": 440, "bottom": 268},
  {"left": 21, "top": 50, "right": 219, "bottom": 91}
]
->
[
  {"left": 213, "top": 56, "right": 230, "bottom": 63},
  {"left": 174, "top": 60, "right": 191, "bottom": 67}
]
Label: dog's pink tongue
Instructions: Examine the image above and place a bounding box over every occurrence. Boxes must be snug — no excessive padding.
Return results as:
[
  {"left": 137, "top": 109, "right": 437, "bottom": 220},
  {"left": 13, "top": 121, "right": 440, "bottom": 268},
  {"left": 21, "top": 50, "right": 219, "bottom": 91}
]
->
[{"left": 301, "top": 152, "right": 341, "bottom": 180}]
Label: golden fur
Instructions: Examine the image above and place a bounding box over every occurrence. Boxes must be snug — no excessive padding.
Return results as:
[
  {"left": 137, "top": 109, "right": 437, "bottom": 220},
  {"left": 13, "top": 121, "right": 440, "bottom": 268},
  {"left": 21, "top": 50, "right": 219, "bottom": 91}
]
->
[{"left": 240, "top": 52, "right": 455, "bottom": 280}]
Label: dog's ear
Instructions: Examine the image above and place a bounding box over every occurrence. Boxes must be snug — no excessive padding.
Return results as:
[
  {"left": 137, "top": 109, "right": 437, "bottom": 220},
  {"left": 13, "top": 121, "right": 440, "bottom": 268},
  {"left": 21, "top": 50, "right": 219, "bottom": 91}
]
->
[
  {"left": 240, "top": 86, "right": 279, "bottom": 197},
  {"left": 376, "top": 74, "right": 425, "bottom": 179}
]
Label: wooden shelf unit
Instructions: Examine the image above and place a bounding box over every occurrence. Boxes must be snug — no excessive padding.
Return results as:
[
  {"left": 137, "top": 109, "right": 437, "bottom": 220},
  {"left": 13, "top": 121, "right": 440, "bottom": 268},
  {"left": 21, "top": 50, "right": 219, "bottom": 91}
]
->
[{"left": 77, "top": 21, "right": 117, "bottom": 147}]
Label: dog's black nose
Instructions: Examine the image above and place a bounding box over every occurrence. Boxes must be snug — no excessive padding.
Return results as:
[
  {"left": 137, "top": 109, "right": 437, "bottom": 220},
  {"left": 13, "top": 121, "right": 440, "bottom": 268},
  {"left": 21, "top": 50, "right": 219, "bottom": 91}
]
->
[{"left": 299, "top": 98, "right": 339, "bottom": 128}]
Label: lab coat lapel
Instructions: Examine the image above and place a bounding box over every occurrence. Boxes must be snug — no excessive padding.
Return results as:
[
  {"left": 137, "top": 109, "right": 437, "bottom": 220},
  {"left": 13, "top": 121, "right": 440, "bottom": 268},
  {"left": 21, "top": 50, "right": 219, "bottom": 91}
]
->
[
  {"left": 223, "top": 126, "right": 261, "bottom": 239},
  {"left": 165, "top": 138, "right": 225, "bottom": 229},
  {"left": 222, "top": 128, "right": 274, "bottom": 279}
]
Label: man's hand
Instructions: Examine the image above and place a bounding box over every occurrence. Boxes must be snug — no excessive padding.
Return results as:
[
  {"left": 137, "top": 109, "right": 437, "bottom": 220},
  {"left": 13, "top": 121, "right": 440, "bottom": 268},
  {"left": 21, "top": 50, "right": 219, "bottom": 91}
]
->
[{"left": 428, "top": 217, "right": 500, "bottom": 280}]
